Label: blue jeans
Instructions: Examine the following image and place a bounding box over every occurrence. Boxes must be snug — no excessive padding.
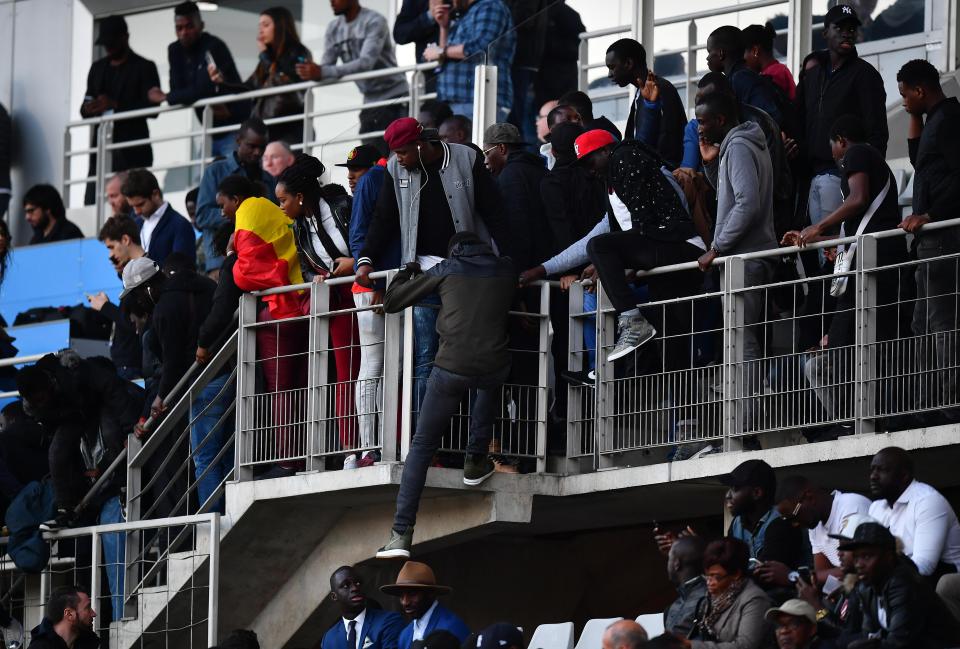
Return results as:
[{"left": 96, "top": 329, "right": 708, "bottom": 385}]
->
[
  {"left": 211, "top": 132, "right": 236, "bottom": 157},
  {"left": 413, "top": 294, "right": 441, "bottom": 414},
  {"left": 99, "top": 496, "right": 125, "bottom": 622},
  {"left": 394, "top": 364, "right": 510, "bottom": 531},
  {"left": 448, "top": 102, "right": 511, "bottom": 123},
  {"left": 190, "top": 373, "right": 235, "bottom": 512}
]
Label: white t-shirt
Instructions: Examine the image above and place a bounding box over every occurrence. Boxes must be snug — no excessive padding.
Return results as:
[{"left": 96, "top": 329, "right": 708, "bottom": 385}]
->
[
  {"left": 869, "top": 479, "right": 960, "bottom": 575},
  {"left": 308, "top": 199, "right": 349, "bottom": 271},
  {"left": 809, "top": 490, "right": 872, "bottom": 567}
]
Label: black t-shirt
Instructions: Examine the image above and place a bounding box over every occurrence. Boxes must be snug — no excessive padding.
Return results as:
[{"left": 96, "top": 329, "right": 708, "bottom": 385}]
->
[
  {"left": 839, "top": 143, "right": 900, "bottom": 235},
  {"left": 414, "top": 158, "right": 456, "bottom": 258}
]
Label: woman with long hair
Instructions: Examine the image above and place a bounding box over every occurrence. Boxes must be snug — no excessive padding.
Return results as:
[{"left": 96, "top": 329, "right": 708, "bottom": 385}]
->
[
  {"left": 276, "top": 154, "right": 361, "bottom": 466},
  {"left": 209, "top": 7, "right": 310, "bottom": 145}
]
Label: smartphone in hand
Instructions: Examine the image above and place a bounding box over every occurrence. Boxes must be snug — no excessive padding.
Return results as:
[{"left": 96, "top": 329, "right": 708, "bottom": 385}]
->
[{"left": 204, "top": 51, "right": 218, "bottom": 71}]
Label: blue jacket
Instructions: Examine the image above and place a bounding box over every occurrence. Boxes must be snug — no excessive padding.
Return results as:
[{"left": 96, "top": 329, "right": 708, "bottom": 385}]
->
[
  {"left": 196, "top": 153, "right": 276, "bottom": 271},
  {"left": 145, "top": 206, "right": 197, "bottom": 269},
  {"left": 321, "top": 608, "right": 406, "bottom": 649},
  {"left": 397, "top": 604, "right": 470, "bottom": 649},
  {"left": 349, "top": 165, "right": 400, "bottom": 287}
]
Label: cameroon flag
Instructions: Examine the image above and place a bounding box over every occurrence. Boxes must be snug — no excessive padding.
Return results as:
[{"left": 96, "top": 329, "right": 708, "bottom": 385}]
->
[{"left": 233, "top": 196, "right": 304, "bottom": 319}]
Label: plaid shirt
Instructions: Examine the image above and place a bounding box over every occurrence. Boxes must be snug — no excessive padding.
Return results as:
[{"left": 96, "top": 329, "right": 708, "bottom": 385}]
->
[{"left": 438, "top": 0, "right": 515, "bottom": 111}]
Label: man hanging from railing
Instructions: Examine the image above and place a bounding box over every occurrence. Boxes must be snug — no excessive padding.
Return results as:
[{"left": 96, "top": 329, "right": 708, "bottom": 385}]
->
[
  {"left": 376, "top": 231, "right": 515, "bottom": 559},
  {"left": 355, "top": 117, "right": 513, "bottom": 425},
  {"left": 15, "top": 350, "right": 143, "bottom": 621}
]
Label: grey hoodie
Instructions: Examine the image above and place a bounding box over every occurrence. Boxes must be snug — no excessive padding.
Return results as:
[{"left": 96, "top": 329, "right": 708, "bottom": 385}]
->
[{"left": 704, "top": 121, "right": 778, "bottom": 256}]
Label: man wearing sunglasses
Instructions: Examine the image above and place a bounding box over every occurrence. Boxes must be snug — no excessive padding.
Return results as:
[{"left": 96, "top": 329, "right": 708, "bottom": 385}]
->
[{"left": 774, "top": 475, "right": 871, "bottom": 585}]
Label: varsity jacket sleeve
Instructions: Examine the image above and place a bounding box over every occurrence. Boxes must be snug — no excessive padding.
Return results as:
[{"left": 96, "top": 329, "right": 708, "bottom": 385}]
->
[
  {"left": 382, "top": 264, "right": 444, "bottom": 313},
  {"left": 472, "top": 154, "right": 514, "bottom": 262},
  {"left": 321, "top": 13, "right": 391, "bottom": 78},
  {"left": 357, "top": 171, "right": 401, "bottom": 268}
]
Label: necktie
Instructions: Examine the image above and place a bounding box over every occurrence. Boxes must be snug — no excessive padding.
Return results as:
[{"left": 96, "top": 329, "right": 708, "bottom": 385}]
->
[{"left": 347, "top": 620, "right": 357, "bottom": 649}]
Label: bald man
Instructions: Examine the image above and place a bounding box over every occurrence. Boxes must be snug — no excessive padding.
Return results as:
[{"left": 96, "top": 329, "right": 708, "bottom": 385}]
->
[
  {"left": 868, "top": 446, "right": 960, "bottom": 578},
  {"left": 665, "top": 536, "right": 707, "bottom": 637},
  {"left": 601, "top": 620, "right": 648, "bottom": 649}
]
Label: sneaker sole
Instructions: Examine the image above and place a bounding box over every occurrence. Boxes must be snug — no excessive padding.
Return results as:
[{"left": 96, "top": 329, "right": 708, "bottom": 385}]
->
[
  {"left": 463, "top": 468, "right": 495, "bottom": 486},
  {"left": 606, "top": 327, "right": 657, "bottom": 362},
  {"left": 375, "top": 547, "right": 411, "bottom": 559}
]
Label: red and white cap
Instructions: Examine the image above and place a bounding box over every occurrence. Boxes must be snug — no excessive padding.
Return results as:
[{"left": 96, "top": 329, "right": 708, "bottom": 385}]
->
[{"left": 574, "top": 129, "right": 616, "bottom": 160}]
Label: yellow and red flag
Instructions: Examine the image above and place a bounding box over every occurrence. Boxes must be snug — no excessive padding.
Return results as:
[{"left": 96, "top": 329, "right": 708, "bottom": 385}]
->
[{"left": 232, "top": 196, "right": 304, "bottom": 319}]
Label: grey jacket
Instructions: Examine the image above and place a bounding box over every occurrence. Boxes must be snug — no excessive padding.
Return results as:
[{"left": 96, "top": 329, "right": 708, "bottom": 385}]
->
[
  {"left": 705, "top": 121, "right": 778, "bottom": 256},
  {"left": 690, "top": 580, "right": 774, "bottom": 649},
  {"left": 387, "top": 141, "right": 493, "bottom": 264}
]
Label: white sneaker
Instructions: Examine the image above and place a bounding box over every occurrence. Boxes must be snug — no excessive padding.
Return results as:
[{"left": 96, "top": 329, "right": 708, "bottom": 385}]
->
[{"left": 343, "top": 454, "right": 358, "bottom": 470}]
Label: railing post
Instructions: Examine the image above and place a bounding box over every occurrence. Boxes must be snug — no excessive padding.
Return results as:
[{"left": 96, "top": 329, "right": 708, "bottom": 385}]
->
[
  {"left": 566, "top": 281, "right": 585, "bottom": 473},
  {"left": 409, "top": 70, "right": 422, "bottom": 119},
  {"left": 535, "top": 281, "right": 551, "bottom": 473},
  {"left": 95, "top": 121, "right": 113, "bottom": 231},
  {"left": 787, "top": 0, "right": 813, "bottom": 77},
  {"left": 946, "top": 0, "right": 959, "bottom": 71},
  {"left": 594, "top": 281, "right": 617, "bottom": 469},
  {"left": 200, "top": 105, "right": 213, "bottom": 181},
  {"left": 722, "top": 256, "right": 746, "bottom": 452},
  {"left": 235, "top": 293, "right": 258, "bottom": 482},
  {"left": 577, "top": 37, "right": 590, "bottom": 92},
  {"left": 855, "top": 235, "right": 879, "bottom": 434},
  {"left": 381, "top": 271, "right": 401, "bottom": 462},
  {"left": 207, "top": 514, "right": 220, "bottom": 648},
  {"left": 62, "top": 128, "right": 72, "bottom": 208},
  {"left": 632, "top": 0, "right": 655, "bottom": 52},
  {"left": 472, "top": 64, "right": 498, "bottom": 144},
  {"left": 90, "top": 529, "right": 101, "bottom": 623},
  {"left": 400, "top": 305, "right": 415, "bottom": 462},
  {"left": 302, "top": 90, "right": 315, "bottom": 156},
  {"left": 122, "top": 434, "right": 141, "bottom": 619},
  {"left": 307, "top": 282, "right": 331, "bottom": 471},
  {"left": 686, "top": 21, "right": 698, "bottom": 116}
]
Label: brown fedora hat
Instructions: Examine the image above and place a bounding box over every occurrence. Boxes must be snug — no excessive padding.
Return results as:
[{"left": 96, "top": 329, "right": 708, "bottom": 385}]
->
[{"left": 380, "top": 561, "right": 453, "bottom": 596}]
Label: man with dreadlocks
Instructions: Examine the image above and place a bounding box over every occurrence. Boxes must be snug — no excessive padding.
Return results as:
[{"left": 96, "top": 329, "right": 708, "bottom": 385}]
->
[{"left": 275, "top": 154, "right": 362, "bottom": 468}]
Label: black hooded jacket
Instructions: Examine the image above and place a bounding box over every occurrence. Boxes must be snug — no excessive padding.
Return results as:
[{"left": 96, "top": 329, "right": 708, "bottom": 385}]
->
[{"left": 30, "top": 619, "right": 99, "bottom": 649}]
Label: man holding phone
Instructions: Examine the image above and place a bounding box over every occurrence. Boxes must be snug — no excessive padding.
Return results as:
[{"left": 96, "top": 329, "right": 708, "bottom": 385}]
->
[
  {"left": 149, "top": 1, "right": 249, "bottom": 157},
  {"left": 295, "top": 0, "right": 408, "bottom": 156}
]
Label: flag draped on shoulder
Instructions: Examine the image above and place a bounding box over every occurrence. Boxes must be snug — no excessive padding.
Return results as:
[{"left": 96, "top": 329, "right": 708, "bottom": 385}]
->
[{"left": 232, "top": 196, "right": 304, "bottom": 318}]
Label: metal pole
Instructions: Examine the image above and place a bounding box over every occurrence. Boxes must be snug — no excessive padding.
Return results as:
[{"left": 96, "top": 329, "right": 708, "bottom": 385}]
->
[
  {"left": 303, "top": 90, "right": 315, "bottom": 157},
  {"left": 535, "top": 281, "right": 550, "bottom": 473},
  {"left": 472, "top": 64, "right": 498, "bottom": 144},
  {"left": 62, "top": 129, "right": 72, "bottom": 208},
  {"left": 787, "top": 0, "right": 812, "bottom": 77},
  {"left": 577, "top": 37, "right": 590, "bottom": 92},
  {"left": 381, "top": 271, "right": 401, "bottom": 462},
  {"left": 722, "top": 256, "right": 745, "bottom": 452},
  {"left": 632, "top": 0, "right": 655, "bottom": 53},
  {"left": 200, "top": 105, "right": 213, "bottom": 180},
  {"left": 686, "top": 21, "right": 698, "bottom": 116},
  {"left": 236, "top": 294, "right": 258, "bottom": 481},
  {"left": 90, "top": 529, "right": 101, "bottom": 624},
  {"left": 854, "top": 235, "right": 878, "bottom": 434},
  {"left": 207, "top": 514, "right": 220, "bottom": 648},
  {"left": 400, "top": 306, "right": 414, "bottom": 462},
  {"left": 307, "top": 282, "right": 331, "bottom": 471},
  {"left": 410, "top": 70, "right": 422, "bottom": 119}
]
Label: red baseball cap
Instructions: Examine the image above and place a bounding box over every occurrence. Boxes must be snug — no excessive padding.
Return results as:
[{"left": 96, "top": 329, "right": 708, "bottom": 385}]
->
[
  {"left": 574, "top": 129, "right": 616, "bottom": 160},
  {"left": 384, "top": 117, "right": 424, "bottom": 151}
]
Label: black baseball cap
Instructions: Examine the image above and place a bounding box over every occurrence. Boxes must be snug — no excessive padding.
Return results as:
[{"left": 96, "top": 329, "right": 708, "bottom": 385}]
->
[
  {"left": 96, "top": 15, "right": 129, "bottom": 47},
  {"left": 477, "top": 623, "right": 524, "bottom": 649},
  {"left": 824, "top": 4, "right": 862, "bottom": 28},
  {"left": 835, "top": 522, "right": 896, "bottom": 552},
  {"left": 719, "top": 459, "right": 776, "bottom": 495},
  {"left": 334, "top": 145, "right": 381, "bottom": 169}
]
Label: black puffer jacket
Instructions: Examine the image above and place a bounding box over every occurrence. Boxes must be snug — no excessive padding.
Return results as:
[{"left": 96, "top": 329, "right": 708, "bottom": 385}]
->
[{"left": 855, "top": 559, "right": 960, "bottom": 649}]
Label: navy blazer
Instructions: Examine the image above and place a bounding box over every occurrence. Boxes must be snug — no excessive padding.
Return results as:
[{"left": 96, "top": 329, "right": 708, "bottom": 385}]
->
[
  {"left": 145, "top": 206, "right": 197, "bottom": 269},
  {"left": 397, "top": 604, "right": 470, "bottom": 649},
  {"left": 322, "top": 608, "right": 406, "bottom": 649}
]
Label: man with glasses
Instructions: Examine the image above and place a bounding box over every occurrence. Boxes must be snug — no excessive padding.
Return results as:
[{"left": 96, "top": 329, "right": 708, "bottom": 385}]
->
[
  {"left": 772, "top": 476, "right": 871, "bottom": 584},
  {"left": 765, "top": 599, "right": 827, "bottom": 649}
]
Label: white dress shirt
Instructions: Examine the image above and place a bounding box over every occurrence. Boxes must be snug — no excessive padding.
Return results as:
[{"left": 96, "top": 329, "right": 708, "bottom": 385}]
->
[
  {"left": 140, "top": 201, "right": 169, "bottom": 255},
  {"left": 412, "top": 600, "right": 439, "bottom": 642},
  {"left": 869, "top": 479, "right": 960, "bottom": 575},
  {"left": 341, "top": 608, "right": 367, "bottom": 649},
  {"left": 809, "top": 490, "right": 872, "bottom": 567}
]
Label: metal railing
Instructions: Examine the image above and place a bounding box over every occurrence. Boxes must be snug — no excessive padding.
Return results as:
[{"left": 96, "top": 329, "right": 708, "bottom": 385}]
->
[
  {"left": 235, "top": 272, "right": 552, "bottom": 476},
  {"left": 0, "top": 514, "right": 218, "bottom": 649},
  {"left": 63, "top": 62, "right": 439, "bottom": 228}
]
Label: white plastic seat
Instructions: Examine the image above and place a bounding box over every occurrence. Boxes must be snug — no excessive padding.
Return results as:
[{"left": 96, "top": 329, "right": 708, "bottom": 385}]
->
[
  {"left": 574, "top": 618, "right": 623, "bottom": 649},
  {"left": 634, "top": 613, "right": 665, "bottom": 638},
  {"left": 528, "top": 622, "right": 575, "bottom": 649}
]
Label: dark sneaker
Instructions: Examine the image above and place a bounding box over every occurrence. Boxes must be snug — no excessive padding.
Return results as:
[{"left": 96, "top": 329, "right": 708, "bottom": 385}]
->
[
  {"left": 607, "top": 313, "right": 656, "bottom": 362},
  {"left": 561, "top": 369, "right": 596, "bottom": 386},
  {"left": 376, "top": 528, "right": 413, "bottom": 559},
  {"left": 463, "top": 454, "right": 495, "bottom": 486},
  {"left": 39, "top": 508, "right": 74, "bottom": 532}
]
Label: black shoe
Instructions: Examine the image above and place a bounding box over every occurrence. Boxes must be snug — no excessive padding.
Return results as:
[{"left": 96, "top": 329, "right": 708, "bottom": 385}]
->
[
  {"left": 39, "top": 507, "right": 74, "bottom": 532},
  {"left": 561, "top": 369, "right": 596, "bottom": 387}
]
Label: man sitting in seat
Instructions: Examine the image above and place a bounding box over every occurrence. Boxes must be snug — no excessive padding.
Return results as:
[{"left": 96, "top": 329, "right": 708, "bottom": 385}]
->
[
  {"left": 379, "top": 562, "right": 469, "bottom": 649},
  {"left": 321, "top": 566, "right": 405, "bottom": 649}
]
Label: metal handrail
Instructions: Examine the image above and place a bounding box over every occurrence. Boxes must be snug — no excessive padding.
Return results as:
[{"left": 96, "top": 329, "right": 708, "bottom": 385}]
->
[
  {"left": 66, "top": 62, "right": 439, "bottom": 129},
  {"left": 0, "top": 353, "right": 48, "bottom": 368}
]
